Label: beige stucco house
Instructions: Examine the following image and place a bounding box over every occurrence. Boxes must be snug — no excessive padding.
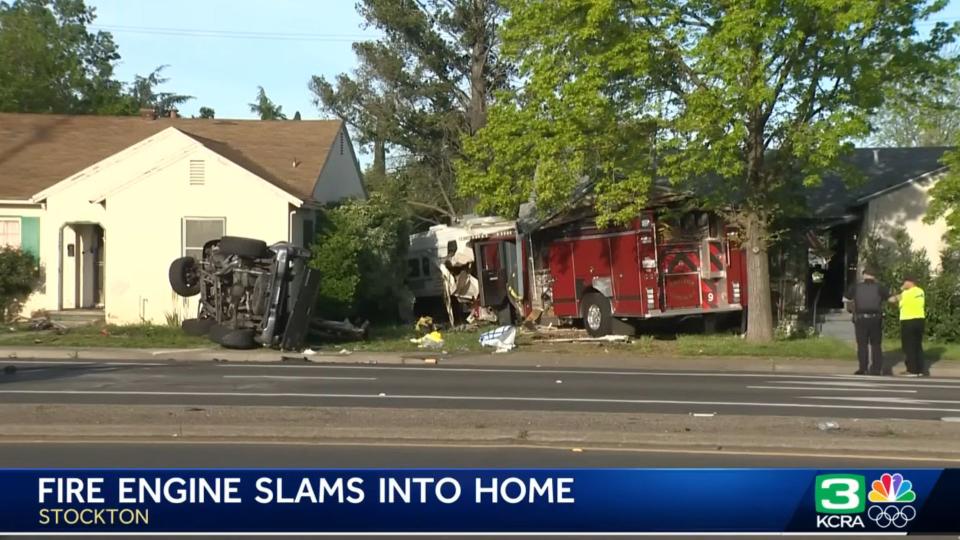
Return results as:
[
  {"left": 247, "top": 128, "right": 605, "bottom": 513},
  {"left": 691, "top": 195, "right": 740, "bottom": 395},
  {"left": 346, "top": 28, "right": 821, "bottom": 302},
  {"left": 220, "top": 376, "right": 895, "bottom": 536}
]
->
[{"left": 0, "top": 113, "right": 365, "bottom": 324}]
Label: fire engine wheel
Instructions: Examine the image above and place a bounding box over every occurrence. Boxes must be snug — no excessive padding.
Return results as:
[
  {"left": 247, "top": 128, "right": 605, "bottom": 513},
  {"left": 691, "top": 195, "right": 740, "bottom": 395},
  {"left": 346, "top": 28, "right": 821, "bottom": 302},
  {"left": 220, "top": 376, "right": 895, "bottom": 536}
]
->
[{"left": 582, "top": 293, "right": 613, "bottom": 337}]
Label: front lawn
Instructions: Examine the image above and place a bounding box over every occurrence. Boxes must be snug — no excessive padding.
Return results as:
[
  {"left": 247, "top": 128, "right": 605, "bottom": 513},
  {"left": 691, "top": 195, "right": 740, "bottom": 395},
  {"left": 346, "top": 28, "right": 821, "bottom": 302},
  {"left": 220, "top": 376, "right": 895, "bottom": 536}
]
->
[
  {"left": 0, "top": 322, "right": 957, "bottom": 363},
  {"left": 0, "top": 324, "right": 211, "bottom": 349}
]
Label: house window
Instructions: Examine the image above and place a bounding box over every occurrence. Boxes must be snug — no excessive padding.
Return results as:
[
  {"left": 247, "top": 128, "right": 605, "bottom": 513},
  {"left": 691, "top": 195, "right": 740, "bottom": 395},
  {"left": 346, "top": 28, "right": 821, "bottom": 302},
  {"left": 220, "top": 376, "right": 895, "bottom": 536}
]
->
[
  {"left": 407, "top": 258, "right": 420, "bottom": 278},
  {"left": 446, "top": 240, "right": 458, "bottom": 256},
  {"left": 0, "top": 218, "right": 21, "bottom": 249},
  {"left": 182, "top": 218, "right": 225, "bottom": 260},
  {"left": 421, "top": 257, "right": 431, "bottom": 277},
  {"left": 189, "top": 160, "right": 205, "bottom": 186}
]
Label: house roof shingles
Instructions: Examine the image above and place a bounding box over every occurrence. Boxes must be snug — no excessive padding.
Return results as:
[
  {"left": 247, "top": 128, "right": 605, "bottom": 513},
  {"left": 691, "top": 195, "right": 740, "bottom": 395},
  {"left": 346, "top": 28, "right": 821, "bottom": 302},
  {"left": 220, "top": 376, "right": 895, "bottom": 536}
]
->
[
  {"left": 806, "top": 146, "right": 951, "bottom": 218},
  {"left": 0, "top": 113, "right": 344, "bottom": 201}
]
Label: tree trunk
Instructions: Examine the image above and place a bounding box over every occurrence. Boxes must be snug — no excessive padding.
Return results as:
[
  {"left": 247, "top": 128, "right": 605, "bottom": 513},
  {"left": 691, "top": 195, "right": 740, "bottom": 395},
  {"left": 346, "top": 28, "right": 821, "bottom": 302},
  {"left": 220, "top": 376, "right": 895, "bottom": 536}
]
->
[
  {"left": 745, "top": 213, "right": 775, "bottom": 342},
  {"left": 468, "top": 39, "right": 487, "bottom": 133},
  {"left": 373, "top": 137, "right": 386, "bottom": 179}
]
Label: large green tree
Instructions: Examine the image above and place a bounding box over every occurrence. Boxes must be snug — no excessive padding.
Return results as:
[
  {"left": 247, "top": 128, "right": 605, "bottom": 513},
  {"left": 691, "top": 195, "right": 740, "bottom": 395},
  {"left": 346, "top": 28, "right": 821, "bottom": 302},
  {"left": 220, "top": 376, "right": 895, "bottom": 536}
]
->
[
  {"left": 311, "top": 0, "right": 509, "bottom": 222},
  {"left": 249, "top": 86, "right": 286, "bottom": 120},
  {"left": 0, "top": 0, "right": 128, "bottom": 113},
  {"left": 929, "top": 149, "right": 960, "bottom": 243},
  {"left": 129, "top": 65, "right": 193, "bottom": 117},
  {"left": 869, "top": 46, "right": 960, "bottom": 147},
  {"left": 461, "top": 0, "right": 955, "bottom": 341}
]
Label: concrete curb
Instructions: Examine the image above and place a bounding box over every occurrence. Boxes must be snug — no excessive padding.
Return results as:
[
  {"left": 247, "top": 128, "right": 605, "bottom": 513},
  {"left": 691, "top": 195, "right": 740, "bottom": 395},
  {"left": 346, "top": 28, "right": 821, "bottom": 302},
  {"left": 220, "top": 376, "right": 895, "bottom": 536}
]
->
[{"left": 1, "top": 346, "right": 958, "bottom": 378}]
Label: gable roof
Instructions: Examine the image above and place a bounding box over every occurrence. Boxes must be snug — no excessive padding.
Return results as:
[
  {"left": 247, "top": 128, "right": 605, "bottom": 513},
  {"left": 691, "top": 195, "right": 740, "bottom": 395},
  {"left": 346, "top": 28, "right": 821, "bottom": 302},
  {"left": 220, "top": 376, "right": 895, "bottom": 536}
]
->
[
  {"left": 806, "top": 147, "right": 951, "bottom": 218},
  {"left": 519, "top": 147, "right": 952, "bottom": 232},
  {"left": 0, "top": 113, "right": 346, "bottom": 200}
]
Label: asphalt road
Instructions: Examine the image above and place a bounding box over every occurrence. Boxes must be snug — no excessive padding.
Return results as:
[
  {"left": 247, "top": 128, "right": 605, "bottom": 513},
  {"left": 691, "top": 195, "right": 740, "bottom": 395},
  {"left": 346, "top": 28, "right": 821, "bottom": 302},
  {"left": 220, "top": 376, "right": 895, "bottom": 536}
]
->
[{"left": 2, "top": 359, "right": 960, "bottom": 419}]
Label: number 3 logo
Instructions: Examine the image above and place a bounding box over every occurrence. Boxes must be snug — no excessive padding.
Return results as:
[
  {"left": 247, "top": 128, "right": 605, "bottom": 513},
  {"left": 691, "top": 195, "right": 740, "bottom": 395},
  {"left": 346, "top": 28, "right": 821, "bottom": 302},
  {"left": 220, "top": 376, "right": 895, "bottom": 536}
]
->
[{"left": 815, "top": 474, "right": 866, "bottom": 514}]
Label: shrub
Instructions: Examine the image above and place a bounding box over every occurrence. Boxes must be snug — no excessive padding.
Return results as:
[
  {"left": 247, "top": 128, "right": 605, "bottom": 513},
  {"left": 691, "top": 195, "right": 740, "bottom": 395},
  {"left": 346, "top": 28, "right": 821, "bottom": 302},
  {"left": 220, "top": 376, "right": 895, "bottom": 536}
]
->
[
  {"left": 861, "top": 229, "right": 959, "bottom": 342},
  {"left": 0, "top": 247, "right": 40, "bottom": 322},
  {"left": 310, "top": 194, "right": 410, "bottom": 322}
]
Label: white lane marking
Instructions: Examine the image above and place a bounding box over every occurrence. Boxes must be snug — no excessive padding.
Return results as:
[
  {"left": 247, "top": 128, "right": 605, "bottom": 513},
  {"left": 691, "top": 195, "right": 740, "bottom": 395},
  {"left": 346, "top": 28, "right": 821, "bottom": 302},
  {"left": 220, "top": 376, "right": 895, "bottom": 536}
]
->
[
  {"left": 216, "top": 363, "right": 940, "bottom": 381},
  {"left": 747, "top": 385, "right": 917, "bottom": 394},
  {"left": 803, "top": 396, "right": 960, "bottom": 405},
  {"left": 773, "top": 379, "right": 960, "bottom": 389},
  {"left": 1, "top": 389, "right": 959, "bottom": 414},
  {"left": 223, "top": 375, "right": 377, "bottom": 381}
]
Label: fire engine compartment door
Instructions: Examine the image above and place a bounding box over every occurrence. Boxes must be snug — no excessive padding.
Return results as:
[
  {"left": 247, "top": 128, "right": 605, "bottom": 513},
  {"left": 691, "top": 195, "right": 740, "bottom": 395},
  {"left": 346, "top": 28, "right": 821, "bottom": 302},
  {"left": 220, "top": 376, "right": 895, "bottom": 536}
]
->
[
  {"left": 476, "top": 240, "right": 508, "bottom": 307},
  {"left": 610, "top": 233, "right": 644, "bottom": 315},
  {"left": 660, "top": 243, "right": 701, "bottom": 309}
]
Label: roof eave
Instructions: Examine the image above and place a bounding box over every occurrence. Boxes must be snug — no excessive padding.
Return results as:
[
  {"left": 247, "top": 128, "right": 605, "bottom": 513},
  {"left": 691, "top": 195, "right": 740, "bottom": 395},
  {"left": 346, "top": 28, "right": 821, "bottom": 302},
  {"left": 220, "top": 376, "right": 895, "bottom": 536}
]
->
[{"left": 854, "top": 166, "right": 948, "bottom": 204}]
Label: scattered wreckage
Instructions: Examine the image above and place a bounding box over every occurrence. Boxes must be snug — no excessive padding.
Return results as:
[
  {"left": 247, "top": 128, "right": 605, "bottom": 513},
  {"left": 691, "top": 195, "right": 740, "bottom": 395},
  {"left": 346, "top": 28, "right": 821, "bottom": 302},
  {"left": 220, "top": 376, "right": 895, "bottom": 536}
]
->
[{"left": 168, "top": 235, "right": 368, "bottom": 350}]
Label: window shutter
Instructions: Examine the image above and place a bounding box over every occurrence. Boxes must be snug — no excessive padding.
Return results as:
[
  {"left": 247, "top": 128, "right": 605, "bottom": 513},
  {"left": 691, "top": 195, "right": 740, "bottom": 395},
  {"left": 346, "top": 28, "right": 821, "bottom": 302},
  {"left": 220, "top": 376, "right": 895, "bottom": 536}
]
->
[{"left": 19, "top": 217, "right": 39, "bottom": 260}]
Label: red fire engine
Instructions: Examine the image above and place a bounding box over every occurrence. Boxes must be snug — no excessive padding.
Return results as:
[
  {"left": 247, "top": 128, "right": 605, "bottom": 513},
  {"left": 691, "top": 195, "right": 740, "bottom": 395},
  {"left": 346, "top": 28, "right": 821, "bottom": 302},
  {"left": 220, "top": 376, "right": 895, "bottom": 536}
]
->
[{"left": 471, "top": 209, "right": 748, "bottom": 336}]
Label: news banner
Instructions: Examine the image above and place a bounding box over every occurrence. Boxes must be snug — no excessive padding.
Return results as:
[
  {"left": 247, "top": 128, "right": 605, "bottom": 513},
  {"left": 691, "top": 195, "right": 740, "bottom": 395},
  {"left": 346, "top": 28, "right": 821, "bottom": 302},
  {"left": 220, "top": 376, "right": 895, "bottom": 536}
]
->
[{"left": 0, "top": 468, "right": 957, "bottom": 535}]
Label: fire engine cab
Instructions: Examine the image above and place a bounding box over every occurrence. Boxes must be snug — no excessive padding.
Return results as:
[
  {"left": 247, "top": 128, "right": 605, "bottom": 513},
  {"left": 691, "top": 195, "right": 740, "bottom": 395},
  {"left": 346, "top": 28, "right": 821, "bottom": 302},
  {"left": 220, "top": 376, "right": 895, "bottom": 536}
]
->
[{"left": 470, "top": 209, "right": 748, "bottom": 336}]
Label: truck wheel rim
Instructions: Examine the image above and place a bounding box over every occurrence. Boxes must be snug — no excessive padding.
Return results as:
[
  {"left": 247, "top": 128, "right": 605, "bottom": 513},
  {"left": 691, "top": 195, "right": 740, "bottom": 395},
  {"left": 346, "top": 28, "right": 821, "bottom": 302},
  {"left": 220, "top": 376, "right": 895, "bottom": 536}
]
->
[{"left": 587, "top": 304, "right": 602, "bottom": 330}]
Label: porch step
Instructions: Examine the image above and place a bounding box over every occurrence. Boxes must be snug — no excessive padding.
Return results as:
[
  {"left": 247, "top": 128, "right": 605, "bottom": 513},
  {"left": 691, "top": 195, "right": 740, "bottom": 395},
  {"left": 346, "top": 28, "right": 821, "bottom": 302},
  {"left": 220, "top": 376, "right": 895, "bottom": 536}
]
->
[
  {"left": 47, "top": 310, "right": 105, "bottom": 328},
  {"left": 817, "top": 310, "right": 855, "bottom": 342}
]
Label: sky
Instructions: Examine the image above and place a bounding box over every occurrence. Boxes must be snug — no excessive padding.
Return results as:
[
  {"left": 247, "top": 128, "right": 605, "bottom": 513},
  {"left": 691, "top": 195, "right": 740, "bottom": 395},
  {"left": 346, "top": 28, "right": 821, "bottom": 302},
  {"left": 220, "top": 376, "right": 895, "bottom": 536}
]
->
[
  {"left": 89, "top": 0, "right": 960, "bottom": 126},
  {"left": 87, "top": 0, "right": 379, "bottom": 121}
]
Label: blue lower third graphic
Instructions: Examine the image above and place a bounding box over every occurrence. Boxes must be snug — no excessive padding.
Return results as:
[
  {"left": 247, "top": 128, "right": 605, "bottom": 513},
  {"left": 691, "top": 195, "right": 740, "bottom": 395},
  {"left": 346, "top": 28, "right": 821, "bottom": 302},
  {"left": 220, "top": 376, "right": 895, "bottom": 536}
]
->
[{"left": 0, "top": 469, "right": 957, "bottom": 534}]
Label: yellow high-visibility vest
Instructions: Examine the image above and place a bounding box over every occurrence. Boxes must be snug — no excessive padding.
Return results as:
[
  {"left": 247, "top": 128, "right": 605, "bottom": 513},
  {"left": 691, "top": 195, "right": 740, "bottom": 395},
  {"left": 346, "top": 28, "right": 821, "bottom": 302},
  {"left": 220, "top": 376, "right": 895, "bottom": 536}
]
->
[{"left": 900, "top": 286, "right": 925, "bottom": 321}]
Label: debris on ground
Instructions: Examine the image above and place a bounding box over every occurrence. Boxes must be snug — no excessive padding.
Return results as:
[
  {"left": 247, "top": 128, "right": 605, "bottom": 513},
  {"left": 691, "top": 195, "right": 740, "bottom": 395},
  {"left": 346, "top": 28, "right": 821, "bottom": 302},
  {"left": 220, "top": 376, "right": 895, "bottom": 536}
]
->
[
  {"left": 535, "top": 334, "right": 631, "bottom": 344},
  {"left": 26, "top": 315, "right": 68, "bottom": 334},
  {"left": 338, "top": 348, "right": 352, "bottom": 356},
  {"left": 310, "top": 318, "right": 369, "bottom": 341},
  {"left": 301, "top": 348, "right": 317, "bottom": 356},
  {"left": 415, "top": 316, "right": 435, "bottom": 335},
  {"left": 690, "top": 412, "right": 716, "bottom": 418},
  {"left": 817, "top": 421, "right": 840, "bottom": 431},
  {"left": 410, "top": 331, "right": 444, "bottom": 350},
  {"left": 479, "top": 325, "right": 517, "bottom": 353}
]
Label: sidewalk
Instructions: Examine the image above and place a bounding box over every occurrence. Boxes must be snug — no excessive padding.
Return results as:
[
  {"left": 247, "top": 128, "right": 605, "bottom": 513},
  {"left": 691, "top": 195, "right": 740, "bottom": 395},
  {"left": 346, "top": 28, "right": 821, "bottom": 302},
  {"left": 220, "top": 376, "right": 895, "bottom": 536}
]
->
[{"left": 2, "top": 345, "right": 959, "bottom": 378}]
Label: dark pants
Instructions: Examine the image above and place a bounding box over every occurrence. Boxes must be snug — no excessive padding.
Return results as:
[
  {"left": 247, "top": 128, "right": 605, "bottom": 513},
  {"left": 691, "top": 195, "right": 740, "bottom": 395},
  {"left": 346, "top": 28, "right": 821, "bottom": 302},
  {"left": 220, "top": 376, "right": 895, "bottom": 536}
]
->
[
  {"left": 901, "top": 318, "right": 926, "bottom": 374},
  {"left": 854, "top": 315, "right": 884, "bottom": 374}
]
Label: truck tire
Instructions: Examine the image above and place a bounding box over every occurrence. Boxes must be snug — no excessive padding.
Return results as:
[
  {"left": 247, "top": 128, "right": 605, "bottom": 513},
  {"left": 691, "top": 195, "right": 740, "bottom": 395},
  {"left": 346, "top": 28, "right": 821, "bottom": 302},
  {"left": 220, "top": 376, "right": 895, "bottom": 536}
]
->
[
  {"left": 582, "top": 292, "right": 613, "bottom": 337},
  {"left": 169, "top": 257, "right": 200, "bottom": 297},
  {"left": 208, "top": 323, "right": 231, "bottom": 345},
  {"left": 218, "top": 236, "right": 269, "bottom": 259},
  {"left": 181, "top": 318, "right": 215, "bottom": 336},
  {"left": 220, "top": 329, "right": 257, "bottom": 350}
]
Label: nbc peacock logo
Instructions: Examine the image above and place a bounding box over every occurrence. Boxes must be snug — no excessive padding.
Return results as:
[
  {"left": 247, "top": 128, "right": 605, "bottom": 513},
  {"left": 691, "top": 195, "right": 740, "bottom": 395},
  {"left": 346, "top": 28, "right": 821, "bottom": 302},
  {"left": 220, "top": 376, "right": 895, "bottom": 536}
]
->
[
  {"left": 868, "top": 473, "right": 916, "bottom": 503},
  {"left": 866, "top": 473, "right": 917, "bottom": 529}
]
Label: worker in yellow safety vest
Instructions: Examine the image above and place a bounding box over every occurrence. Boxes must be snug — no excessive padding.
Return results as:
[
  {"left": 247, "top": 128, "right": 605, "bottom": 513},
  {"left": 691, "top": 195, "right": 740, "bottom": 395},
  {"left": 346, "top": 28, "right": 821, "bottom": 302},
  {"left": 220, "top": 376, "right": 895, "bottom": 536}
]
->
[{"left": 890, "top": 276, "right": 928, "bottom": 377}]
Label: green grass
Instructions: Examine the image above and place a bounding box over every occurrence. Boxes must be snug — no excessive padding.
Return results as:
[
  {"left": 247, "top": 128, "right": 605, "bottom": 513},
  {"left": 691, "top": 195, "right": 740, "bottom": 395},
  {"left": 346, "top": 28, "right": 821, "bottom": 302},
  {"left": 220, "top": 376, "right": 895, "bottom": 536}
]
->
[
  {"left": 0, "top": 321, "right": 958, "bottom": 362},
  {"left": 0, "top": 324, "right": 211, "bottom": 349}
]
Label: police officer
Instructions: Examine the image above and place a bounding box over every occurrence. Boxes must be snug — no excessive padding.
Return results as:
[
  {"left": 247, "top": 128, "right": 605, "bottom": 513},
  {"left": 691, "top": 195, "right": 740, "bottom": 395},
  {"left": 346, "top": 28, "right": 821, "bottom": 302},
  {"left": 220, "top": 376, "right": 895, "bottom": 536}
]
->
[
  {"left": 844, "top": 268, "right": 891, "bottom": 376},
  {"left": 891, "top": 276, "right": 928, "bottom": 377}
]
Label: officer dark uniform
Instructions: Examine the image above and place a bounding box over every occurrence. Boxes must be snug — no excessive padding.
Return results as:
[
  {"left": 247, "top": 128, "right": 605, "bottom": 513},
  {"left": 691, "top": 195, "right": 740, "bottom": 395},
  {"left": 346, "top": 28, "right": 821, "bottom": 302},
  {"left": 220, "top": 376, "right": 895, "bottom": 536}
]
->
[{"left": 843, "top": 269, "right": 891, "bottom": 376}]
